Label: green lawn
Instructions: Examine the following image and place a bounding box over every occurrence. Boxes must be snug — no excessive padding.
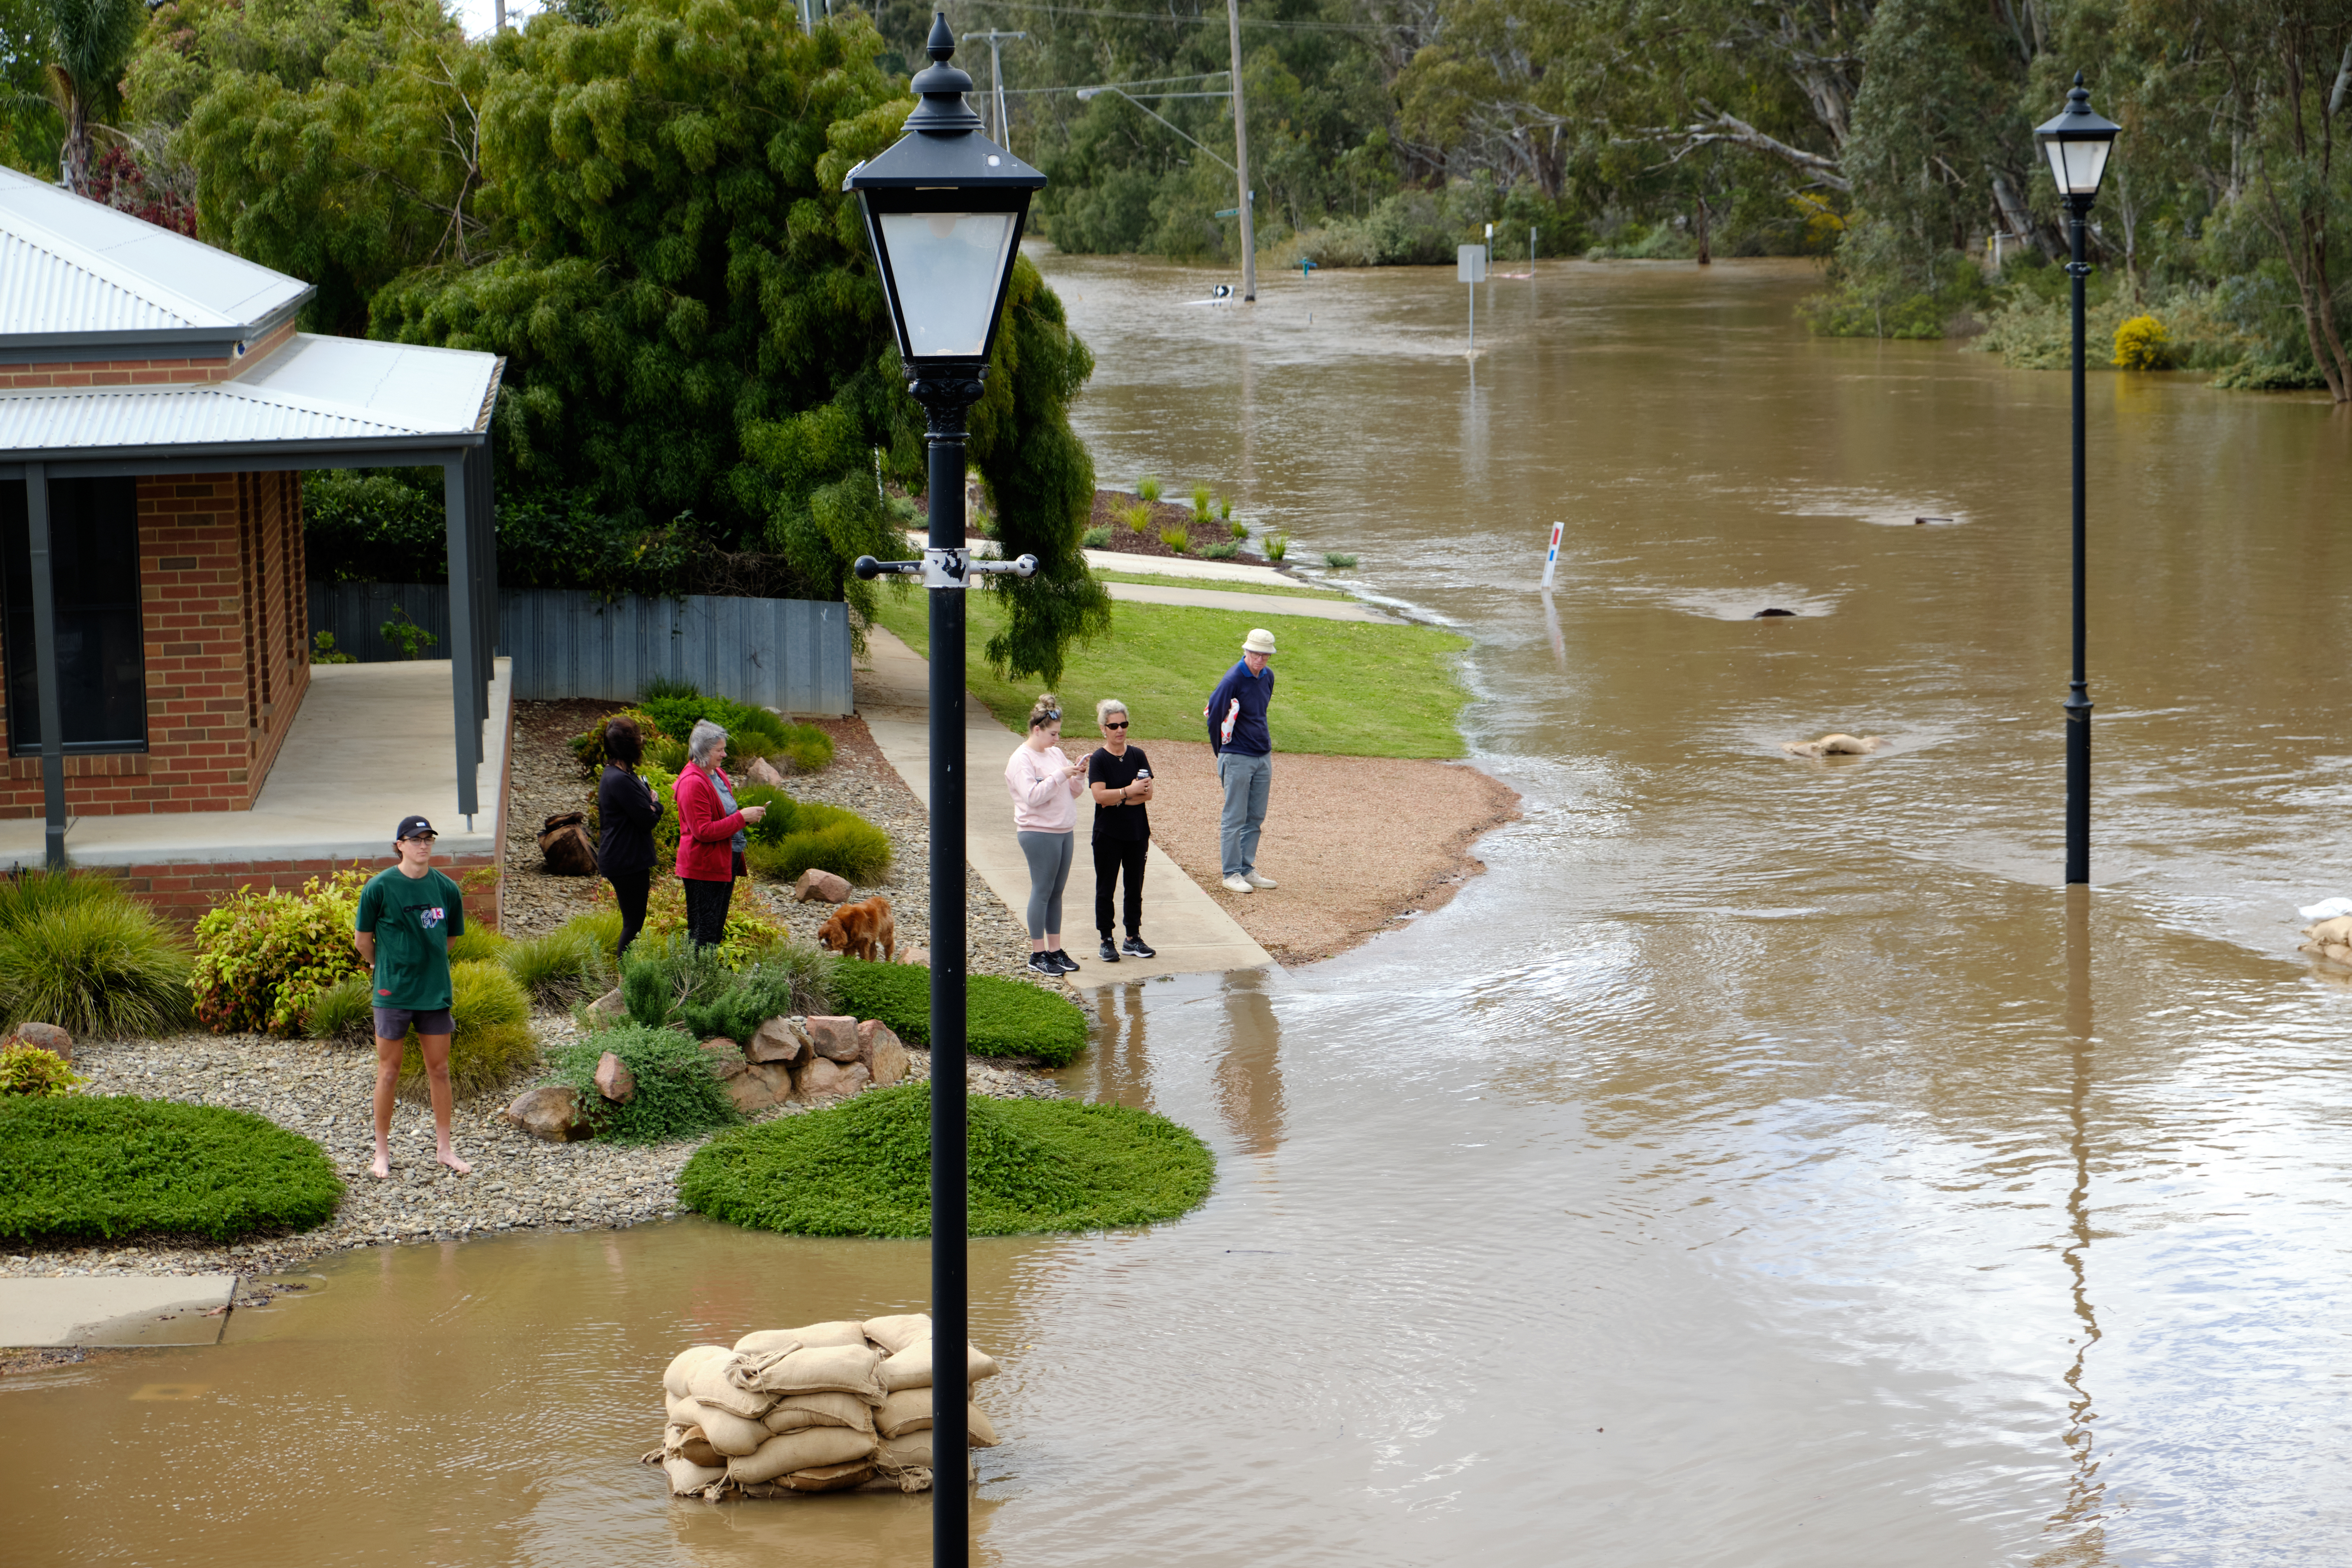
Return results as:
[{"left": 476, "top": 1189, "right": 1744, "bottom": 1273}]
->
[
  {"left": 1091, "top": 570, "right": 1352, "bottom": 602},
  {"left": 871, "top": 589, "right": 1471, "bottom": 759}
]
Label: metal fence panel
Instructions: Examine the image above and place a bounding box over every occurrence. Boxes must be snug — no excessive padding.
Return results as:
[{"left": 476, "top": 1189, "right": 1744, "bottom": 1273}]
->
[{"left": 306, "top": 583, "right": 853, "bottom": 714}]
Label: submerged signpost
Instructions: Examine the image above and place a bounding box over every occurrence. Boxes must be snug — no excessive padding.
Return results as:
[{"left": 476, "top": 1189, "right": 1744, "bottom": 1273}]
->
[{"left": 1458, "top": 242, "right": 1487, "bottom": 354}]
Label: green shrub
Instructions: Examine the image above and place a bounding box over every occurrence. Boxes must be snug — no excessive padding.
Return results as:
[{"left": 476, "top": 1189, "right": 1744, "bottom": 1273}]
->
[
  {"left": 674, "top": 944, "right": 835, "bottom": 1041},
  {"left": 829, "top": 959, "right": 1087, "bottom": 1066},
  {"left": 1135, "top": 475, "right": 1162, "bottom": 504},
  {"left": 1323, "top": 552, "right": 1358, "bottom": 569},
  {"left": 192, "top": 869, "right": 371, "bottom": 1036},
  {"left": 734, "top": 783, "right": 798, "bottom": 842},
  {"left": 543, "top": 1023, "right": 740, "bottom": 1144},
  {"left": 746, "top": 805, "right": 893, "bottom": 886},
  {"left": 1119, "top": 501, "right": 1152, "bottom": 533},
  {"left": 635, "top": 684, "right": 817, "bottom": 773},
  {"left": 397, "top": 961, "right": 537, "bottom": 1102},
  {"left": 778, "top": 722, "right": 834, "bottom": 773},
  {"left": 501, "top": 916, "right": 617, "bottom": 1008},
  {"left": 303, "top": 973, "right": 376, "bottom": 1042},
  {"left": 309, "top": 630, "right": 358, "bottom": 664},
  {"left": 0, "top": 868, "right": 125, "bottom": 932},
  {"left": 446, "top": 926, "right": 509, "bottom": 964},
  {"left": 0, "top": 1040, "right": 87, "bottom": 1097},
  {"left": 1265, "top": 533, "right": 1289, "bottom": 562},
  {"left": 619, "top": 933, "right": 734, "bottom": 1028},
  {"left": 1082, "top": 525, "right": 1111, "bottom": 549},
  {"left": 679, "top": 1086, "right": 1212, "bottom": 1237},
  {"left": 0, "top": 892, "right": 194, "bottom": 1038},
  {"left": 1227, "top": 516, "right": 1246, "bottom": 539},
  {"left": 649, "top": 736, "right": 688, "bottom": 772},
  {"left": 2210, "top": 358, "right": 2329, "bottom": 391},
  {"left": 0, "top": 1096, "right": 343, "bottom": 1242},
  {"left": 1199, "top": 541, "right": 1240, "bottom": 560},
  {"left": 1190, "top": 483, "right": 1213, "bottom": 522},
  {"left": 637, "top": 883, "right": 782, "bottom": 969},
  {"left": 1159, "top": 523, "right": 1190, "bottom": 554},
  {"left": 568, "top": 705, "right": 667, "bottom": 777}
]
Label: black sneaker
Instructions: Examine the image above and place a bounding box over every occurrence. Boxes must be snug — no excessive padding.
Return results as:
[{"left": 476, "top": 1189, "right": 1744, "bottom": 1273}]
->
[
  {"left": 1098, "top": 939, "right": 1121, "bottom": 962},
  {"left": 1028, "top": 951, "right": 1059, "bottom": 976},
  {"left": 1049, "top": 949, "right": 1081, "bottom": 974},
  {"left": 1121, "top": 935, "right": 1156, "bottom": 958}
]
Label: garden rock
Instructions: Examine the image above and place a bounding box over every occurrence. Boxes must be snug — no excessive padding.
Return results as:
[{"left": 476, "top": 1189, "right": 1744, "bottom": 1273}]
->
[
  {"left": 793, "top": 869, "right": 853, "bottom": 904},
  {"left": 795, "top": 1057, "right": 870, "bottom": 1102},
  {"left": 700, "top": 1038, "right": 749, "bottom": 1080},
  {"left": 8, "top": 1022, "right": 72, "bottom": 1062},
  {"left": 506, "top": 1085, "right": 591, "bottom": 1142},
  {"left": 589, "top": 987, "right": 628, "bottom": 1018},
  {"left": 729, "top": 1063, "right": 793, "bottom": 1114},
  {"left": 805, "top": 1016, "right": 860, "bottom": 1062},
  {"left": 857, "top": 1020, "right": 908, "bottom": 1088},
  {"left": 747, "top": 756, "right": 787, "bottom": 788},
  {"left": 594, "top": 1052, "right": 636, "bottom": 1103},
  {"left": 898, "top": 946, "right": 929, "bottom": 967},
  {"left": 747, "top": 1017, "right": 809, "bottom": 1066}
]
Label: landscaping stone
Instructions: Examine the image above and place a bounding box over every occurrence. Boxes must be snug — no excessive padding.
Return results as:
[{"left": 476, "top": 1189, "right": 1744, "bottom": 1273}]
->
[
  {"left": 806, "top": 1016, "right": 860, "bottom": 1062},
  {"left": 793, "top": 869, "right": 853, "bottom": 904},
  {"left": 795, "top": 1057, "right": 871, "bottom": 1102},
  {"left": 859, "top": 1020, "right": 909, "bottom": 1089},
  {"left": 589, "top": 987, "right": 628, "bottom": 1018},
  {"left": 729, "top": 1063, "right": 793, "bottom": 1114},
  {"left": 594, "top": 1052, "right": 636, "bottom": 1103},
  {"left": 700, "top": 1038, "right": 749, "bottom": 1080},
  {"left": 506, "top": 1085, "right": 591, "bottom": 1142},
  {"left": 747, "top": 756, "right": 786, "bottom": 788},
  {"left": 7, "top": 1022, "right": 72, "bottom": 1062},
  {"left": 746, "top": 1016, "right": 809, "bottom": 1066},
  {"left": 899, "top": 946, "right": 930, "bottom": 967}
]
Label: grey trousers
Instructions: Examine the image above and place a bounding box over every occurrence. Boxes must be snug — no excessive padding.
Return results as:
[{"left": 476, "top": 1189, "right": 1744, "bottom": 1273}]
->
[
  {"left": 1217, "top": 750, "right": 1271, "bottom": 878},
  {"left": 1016, "top": 829, "right": 1076, "bottom": 938}
]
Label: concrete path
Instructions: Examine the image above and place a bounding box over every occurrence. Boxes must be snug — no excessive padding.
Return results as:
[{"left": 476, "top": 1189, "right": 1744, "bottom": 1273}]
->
[
  {"left": 856, "top": 628, "right": 1273, "bottom": 987},
  {"left": 1100, "top": 578, "right": 1392, "bottom": 623},
  {"left": 0, "top": 1275, "right": 237, "bottom": 1347}
]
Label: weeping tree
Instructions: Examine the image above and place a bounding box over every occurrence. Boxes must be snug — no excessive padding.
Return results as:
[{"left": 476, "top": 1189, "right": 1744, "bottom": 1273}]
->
[{"left": 6, "top": 0, "right": 144, "bottom": 193}]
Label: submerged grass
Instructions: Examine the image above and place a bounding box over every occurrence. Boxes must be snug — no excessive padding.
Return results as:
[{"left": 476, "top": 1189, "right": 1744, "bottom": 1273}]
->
[
  {"left": 679, "top": 1084, "right": 1213, "bottom": 1237},
  {"left": 871, "top": 593, "right": 1470, "bottom": 758},
  {"left": 0, "top": 1096, "right": 342, "bottom": 1242}
]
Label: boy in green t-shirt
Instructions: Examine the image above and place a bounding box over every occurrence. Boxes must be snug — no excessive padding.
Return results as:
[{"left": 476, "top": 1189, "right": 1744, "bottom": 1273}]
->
[{"left": 355, "top": 815, "right": 471, "bottom": 1179}]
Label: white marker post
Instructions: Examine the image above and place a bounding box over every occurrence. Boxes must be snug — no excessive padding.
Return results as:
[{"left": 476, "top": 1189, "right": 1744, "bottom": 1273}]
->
[
  {"left": 1458, "top": 243, "right": 1488, "bottom": 354},
  {"left": 1540, "top": 520, "right": 1563, "bottom": 589}
]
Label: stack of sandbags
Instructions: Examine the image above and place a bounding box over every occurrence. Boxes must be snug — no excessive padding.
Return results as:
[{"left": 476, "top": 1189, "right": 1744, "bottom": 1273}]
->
[
  {"left": 2301, "top": 915, "right": 2352, "bottom": 965},
  {"left": 645, "top": 1314, "right": 1001, "bottom": 1501}
]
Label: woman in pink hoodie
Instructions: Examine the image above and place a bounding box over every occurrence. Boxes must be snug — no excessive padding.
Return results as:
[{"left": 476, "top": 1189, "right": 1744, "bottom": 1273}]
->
[{"left": 1005, "top": 693, "right": 1088, "bottom": 977}]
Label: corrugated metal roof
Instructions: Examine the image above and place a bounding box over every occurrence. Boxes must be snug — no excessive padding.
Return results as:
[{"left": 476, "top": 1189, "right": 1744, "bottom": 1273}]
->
[
  {"left": 0, "top": 334, "right": 503, "bottom": 456},
  {"left": 0, "top": 167, "right": 311, "bottom": 341}
]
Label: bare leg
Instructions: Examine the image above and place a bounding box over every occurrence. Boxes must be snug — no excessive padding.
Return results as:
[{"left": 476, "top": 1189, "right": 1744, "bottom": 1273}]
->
[
  {"left": 416, "top": 1032, "right": 470, "bottom": 1175},
  {"left": 371, "top": 1034, "right": 402, "bottom": 1180}
]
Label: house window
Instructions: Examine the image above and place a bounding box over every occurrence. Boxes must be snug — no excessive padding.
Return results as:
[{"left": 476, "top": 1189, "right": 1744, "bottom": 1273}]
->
[{"left": 1, "top": 477, "right": 149, "bottom": 754}]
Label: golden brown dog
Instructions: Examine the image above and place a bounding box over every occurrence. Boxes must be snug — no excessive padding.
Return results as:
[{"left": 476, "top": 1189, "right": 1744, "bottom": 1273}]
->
[{"left": 817, "top": 895, "right": 896, "bottom": 962}]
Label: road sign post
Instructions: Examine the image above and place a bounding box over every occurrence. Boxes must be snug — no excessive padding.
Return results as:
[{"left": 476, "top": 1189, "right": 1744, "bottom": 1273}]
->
[{"left": 1458, "top": 243, "right": 1487, "bottom": 353}]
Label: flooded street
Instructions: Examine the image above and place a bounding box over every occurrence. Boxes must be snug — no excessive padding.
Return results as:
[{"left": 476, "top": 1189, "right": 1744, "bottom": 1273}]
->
[{"left": 9, "top": 257, "right": 2351, "bottom": 1565}]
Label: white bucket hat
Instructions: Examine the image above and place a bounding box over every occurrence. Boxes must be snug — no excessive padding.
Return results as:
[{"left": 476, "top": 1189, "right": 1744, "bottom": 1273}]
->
[{"left": 1242, "top": 628, "right": 1278, "bottom": 655}]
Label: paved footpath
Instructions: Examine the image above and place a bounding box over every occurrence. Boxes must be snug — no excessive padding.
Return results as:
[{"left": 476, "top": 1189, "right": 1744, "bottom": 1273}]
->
[
  {"left": 0, "top": 1275, "right": 237, "bottom": 1347},
  {"left": 855, "top": 627, "right": 1274, "bottom": 989}
]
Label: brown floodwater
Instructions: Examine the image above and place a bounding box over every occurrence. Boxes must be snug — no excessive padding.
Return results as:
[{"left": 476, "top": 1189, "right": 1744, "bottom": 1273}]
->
[{"left": 9, "top": 256, "right": 2351, "bottom": 1566}]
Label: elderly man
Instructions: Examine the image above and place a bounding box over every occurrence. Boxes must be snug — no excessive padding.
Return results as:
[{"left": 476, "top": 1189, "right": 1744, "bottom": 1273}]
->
[{"left": 1204, "top": 627, "right": 1279, "bottom": 895}]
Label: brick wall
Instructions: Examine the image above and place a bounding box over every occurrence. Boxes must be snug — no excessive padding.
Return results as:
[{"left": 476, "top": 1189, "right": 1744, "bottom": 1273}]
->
[
  {"left": 0, "top": 319, "right": 300, "bottom": 390},
  {"left": 0, "top": 470, "right": 310, "bottom": 816},
  {"left": 115, "top": 851, "right": 502, "bottom": 932}
]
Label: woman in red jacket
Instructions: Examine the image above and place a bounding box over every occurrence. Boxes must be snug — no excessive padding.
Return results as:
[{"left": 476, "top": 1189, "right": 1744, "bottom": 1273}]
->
[{"left": 674, "top": 719, "right": 767, "bottom": 947}]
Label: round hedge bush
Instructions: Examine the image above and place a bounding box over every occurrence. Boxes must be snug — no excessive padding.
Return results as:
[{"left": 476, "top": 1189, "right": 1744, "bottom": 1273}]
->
[
  {"left": 679, "top": 1084, "right": 1213, "bottom": 1238},
  {"left": 829, "top": 959, "right": 1087, "bottom": 1066},
  {"left": 0, "top": 1096, "right": 342, "bottom": 1243}
]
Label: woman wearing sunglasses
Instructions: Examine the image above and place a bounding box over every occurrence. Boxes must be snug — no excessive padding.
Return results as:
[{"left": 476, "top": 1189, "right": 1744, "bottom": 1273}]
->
[
  {"left": 1086, "top": 698, "right": 1156, "bottom": 963},
  {"left": 1006, "top": 693, "right": 1090, "bottom": 976}
]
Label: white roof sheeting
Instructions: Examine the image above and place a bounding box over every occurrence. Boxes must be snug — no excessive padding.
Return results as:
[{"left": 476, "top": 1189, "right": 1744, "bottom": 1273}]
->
[
  {"left": 0, "top": 166, "right": 311, "bottom": 345},
  {"left": 0, "top": 334, "right": 502, "bottom": 457}
]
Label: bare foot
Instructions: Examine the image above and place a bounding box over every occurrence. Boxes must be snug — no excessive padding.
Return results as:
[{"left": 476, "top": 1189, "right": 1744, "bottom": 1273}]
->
[
  {"left": 370, "top": 1151, "right": 391, "bottom": 1180},
  {"left": 436, "top": 1149, "right": 472, "bottom": 1176}
]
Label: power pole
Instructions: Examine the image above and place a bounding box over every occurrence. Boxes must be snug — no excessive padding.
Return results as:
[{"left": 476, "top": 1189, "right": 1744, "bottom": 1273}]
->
[
  {"left": 1225, "top": 0, "right": 1255, "bottom": 301},
  {"left": 968, "top": 30, "right": 1027, "bottom": 150}
]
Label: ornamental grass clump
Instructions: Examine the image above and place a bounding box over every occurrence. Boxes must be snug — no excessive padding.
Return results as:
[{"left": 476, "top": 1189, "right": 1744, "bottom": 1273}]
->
[
  {"left": 1159, "top": 523, "right": 1190, "bottom": 554},
  {"left": 303, "top": 973, "right": 375, "bottom": 1042},
  {"left": 192, "top": 869, "right": 370, "bottom": 1036},
  {"left": 0, "top": 872, "right": 194, "bottom": 1038},
  {"left": 396, "top": 961, "right": 537, "bottom": 1102},
  {"left": 544, "top": 1023, "right": 740, "bottom": 1145},
  {"left": 502, "top": 912, "right": 621, "bottom": 1007},
  {"left": 679, "top": 1085, "right": 1213, "bottom": 1237},
  {"left": 0, "top": 1096, "right": 342, "bottom": 1243},
  {"left": 829, "top": 959, "right": 1087, "bottom": 1066},
  {"left": 674, "top": 946, "right": 834, "bottom": 1041}
]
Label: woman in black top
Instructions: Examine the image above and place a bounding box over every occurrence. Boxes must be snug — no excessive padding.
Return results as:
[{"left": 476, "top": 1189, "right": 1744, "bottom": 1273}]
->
[
  {"left": 1087, "top": 697, "right": 1157, "bottom": 963},
  {"left": 596, "top": 717, "right": 663, "bottom": 955}
]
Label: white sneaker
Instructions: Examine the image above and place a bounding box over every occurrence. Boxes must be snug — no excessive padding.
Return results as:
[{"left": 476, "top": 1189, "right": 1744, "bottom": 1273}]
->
[
  {"left": 1244, "top": 872, "right": 1279, "bottom": 889},
  {"left": 1222, "top": 875, "right": 1254, "bottom": 894}
]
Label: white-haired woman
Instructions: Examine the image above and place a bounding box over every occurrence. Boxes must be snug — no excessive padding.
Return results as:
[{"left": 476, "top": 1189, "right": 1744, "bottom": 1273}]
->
[
  {"left": 1085, "top": 697, "right": 1155, "bottom": 963},
  {"left": 673, "top": 719, "right": 766, "bottom": 947},
  {"left": 1006, "top": 693, "right": 1088, "bottom": 976}
]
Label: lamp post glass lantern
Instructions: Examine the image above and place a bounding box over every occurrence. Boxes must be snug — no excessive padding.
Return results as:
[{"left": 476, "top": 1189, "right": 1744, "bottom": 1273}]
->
[
  {"left": 844, "top": 16, "right": 1042, "bottom": 1563},
  {"left": 2033, "top": 72, "right": 2119, "bottom": 886}
]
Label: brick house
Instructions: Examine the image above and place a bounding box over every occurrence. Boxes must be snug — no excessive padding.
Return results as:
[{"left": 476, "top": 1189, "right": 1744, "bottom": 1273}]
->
[{"left": 0, "top": 167, "right": 510, "bottom": 922}]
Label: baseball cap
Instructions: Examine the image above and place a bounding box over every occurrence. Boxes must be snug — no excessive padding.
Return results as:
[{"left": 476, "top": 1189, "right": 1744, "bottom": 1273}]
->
[{"left": 394, "top": 815, "right": 439, "bottom": 841}]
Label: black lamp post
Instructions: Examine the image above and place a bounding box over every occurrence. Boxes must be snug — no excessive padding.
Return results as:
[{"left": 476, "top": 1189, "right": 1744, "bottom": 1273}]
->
[
  {"left": 2034, "top": 73, "right": 2120, "bottom": 887},
  {"left": 844, "top": 16, "right": 1041, "bottom": 1562}
]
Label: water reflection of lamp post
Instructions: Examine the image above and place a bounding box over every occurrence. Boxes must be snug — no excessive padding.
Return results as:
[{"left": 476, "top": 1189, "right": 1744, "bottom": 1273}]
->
[
  {"left": 2034, "top": 74, "right": 2120, "bottom": 885},
  {"left": 844, "top": 17, "right": 1042, "bottom": 1561}
]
